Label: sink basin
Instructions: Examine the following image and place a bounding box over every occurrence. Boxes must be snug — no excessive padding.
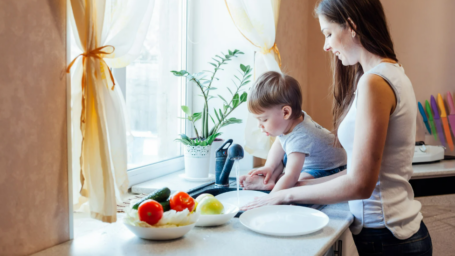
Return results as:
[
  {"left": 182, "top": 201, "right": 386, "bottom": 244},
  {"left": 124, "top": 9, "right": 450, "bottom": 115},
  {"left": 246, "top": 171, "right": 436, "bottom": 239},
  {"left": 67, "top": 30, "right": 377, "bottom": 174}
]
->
[{"left": 187, "top": 177, "right": 322, "bottom": 217}]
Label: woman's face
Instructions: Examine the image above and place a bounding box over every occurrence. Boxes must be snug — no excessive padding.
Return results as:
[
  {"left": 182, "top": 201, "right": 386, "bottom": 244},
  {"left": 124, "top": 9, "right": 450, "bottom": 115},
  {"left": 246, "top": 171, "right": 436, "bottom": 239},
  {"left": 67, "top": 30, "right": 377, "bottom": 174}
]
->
[{"left": 319, "top": 15, "right": 360, "bottom": 66}]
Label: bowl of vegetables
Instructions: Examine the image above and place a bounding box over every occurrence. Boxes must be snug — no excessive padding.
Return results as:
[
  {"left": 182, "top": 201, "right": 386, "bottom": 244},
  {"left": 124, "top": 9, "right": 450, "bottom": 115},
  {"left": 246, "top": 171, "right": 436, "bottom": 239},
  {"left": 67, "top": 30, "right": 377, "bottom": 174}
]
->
[{"left": 123, "top": 188, "right": 200, "bottom": 240}]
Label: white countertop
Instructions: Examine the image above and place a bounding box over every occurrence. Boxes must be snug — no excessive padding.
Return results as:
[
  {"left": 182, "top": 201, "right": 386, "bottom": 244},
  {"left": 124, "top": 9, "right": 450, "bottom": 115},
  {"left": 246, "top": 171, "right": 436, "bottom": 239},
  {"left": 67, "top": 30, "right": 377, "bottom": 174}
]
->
[
  {"left": 33, "top": 203, "right": 353, "bottom": 256},
  {"left": 32, "top": 160, "right": 455, "bottom": 256},
  {"left": 411, "top": 160, "right": 455, "bottom": 179}
]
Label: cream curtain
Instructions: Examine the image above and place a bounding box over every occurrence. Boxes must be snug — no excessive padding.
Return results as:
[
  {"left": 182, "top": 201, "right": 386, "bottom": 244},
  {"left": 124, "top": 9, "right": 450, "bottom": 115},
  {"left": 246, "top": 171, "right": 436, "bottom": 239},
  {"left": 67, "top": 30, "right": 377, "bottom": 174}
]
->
[
  {"left": 68, "top": 0, "right": 154, "bottom": 222},
  {"left": 225, "top": 0, "right": 282, "bottom": 159}
]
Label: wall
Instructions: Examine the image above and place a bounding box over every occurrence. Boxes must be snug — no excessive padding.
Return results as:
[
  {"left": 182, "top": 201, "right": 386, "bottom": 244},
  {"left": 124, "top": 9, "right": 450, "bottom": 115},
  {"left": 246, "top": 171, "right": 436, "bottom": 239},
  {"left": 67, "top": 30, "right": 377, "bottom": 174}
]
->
[
  {"left": 0, "top": 1, "right": 69, "bottom": 255},
  {"left": 382, "top": 0, "right": 455, "bottom": 154},
  {"left": 189, "top": 0, "right": 257, "bottom": 170}
]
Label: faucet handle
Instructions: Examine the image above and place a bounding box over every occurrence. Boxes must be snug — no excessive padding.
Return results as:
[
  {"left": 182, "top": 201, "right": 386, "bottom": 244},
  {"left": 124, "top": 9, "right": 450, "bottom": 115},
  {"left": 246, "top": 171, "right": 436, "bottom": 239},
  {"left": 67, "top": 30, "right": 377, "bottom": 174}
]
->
[
  {"left": 216, "top": 139, "right": 233, "bottom": 157},
  {"left": 228, "top": 144, "right": 244, "bottom": 160}
]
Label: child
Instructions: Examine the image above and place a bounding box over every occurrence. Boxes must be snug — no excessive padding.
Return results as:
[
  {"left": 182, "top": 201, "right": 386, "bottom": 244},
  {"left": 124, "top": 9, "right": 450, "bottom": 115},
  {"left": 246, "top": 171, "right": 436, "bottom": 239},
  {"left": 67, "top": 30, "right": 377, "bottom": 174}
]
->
[{"left": 240, "top": 71, "right": 347, "bottom": 193}]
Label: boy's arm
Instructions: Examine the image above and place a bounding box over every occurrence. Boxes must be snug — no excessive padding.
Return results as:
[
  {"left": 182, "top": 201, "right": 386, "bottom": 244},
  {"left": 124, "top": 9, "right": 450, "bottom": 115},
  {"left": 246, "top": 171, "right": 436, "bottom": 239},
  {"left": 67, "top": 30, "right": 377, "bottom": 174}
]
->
[
  {"left": 264, "top": 138, "right": 285, "bottom": 169},
  {"left": 271, "top": 152, "right": 305, "bottom": 193},
  {"left": 249, "top": 138, "right": 285, "bottom": 183}
]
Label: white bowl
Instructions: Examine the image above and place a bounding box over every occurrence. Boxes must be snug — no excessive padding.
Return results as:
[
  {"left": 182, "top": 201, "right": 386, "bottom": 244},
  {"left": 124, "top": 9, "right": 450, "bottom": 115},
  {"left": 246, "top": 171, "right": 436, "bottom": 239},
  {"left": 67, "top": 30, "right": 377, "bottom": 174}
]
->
[
  {"left": 195, "top": 203, "right": 239, "bottom": 227},
  {"left": 123, "top": 220, "right": 197, "bottom": 240}
]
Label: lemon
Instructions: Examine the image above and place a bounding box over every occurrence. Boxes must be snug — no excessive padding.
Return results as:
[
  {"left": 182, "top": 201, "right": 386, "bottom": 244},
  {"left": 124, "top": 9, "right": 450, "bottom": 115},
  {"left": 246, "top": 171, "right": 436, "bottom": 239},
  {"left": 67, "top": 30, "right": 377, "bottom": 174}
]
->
[{"left": 196, "top": 197, "right": 224, "bottom": 215}]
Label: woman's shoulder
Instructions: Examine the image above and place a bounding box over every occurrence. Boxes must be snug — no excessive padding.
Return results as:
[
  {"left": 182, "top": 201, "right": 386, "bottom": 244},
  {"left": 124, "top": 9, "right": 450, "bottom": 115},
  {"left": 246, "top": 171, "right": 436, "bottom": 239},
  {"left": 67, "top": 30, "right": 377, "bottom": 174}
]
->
[{"left": 357, "top": 72, "right": 397, "bottom": 112}]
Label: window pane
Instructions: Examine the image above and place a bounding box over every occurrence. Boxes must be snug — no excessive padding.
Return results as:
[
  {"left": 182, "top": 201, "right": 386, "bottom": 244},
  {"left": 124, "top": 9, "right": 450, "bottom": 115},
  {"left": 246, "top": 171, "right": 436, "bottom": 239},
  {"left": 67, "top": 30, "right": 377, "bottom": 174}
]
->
[{"left": 126, "top": 0, "right": 186, "bottom": 169}]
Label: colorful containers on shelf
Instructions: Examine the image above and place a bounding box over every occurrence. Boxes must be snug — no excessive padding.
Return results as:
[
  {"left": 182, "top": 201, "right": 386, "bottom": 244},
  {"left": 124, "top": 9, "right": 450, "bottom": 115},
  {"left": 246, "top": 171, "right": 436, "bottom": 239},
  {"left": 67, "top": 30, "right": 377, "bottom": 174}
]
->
[{"left": 418, "top": 92, "right": 455, "bottom": 151}]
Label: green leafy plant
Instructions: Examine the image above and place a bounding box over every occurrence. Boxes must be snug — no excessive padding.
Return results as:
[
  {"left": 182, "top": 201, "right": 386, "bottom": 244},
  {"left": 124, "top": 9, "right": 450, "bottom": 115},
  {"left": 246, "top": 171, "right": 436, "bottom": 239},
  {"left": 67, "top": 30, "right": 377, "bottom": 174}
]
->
[{"left": 172, "top": 49, "right": 252, "bottom": 146}]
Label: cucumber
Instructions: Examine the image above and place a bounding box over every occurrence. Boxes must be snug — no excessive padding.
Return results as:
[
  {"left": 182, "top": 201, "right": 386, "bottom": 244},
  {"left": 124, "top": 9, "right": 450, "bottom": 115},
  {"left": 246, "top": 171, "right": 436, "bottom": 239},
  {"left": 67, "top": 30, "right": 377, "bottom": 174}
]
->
[
  {"left": 160, "top": 201, "right": 171, "bottom": 212},
  {"left": 133, "top": 187, "right": 171, "bottom": 210}
]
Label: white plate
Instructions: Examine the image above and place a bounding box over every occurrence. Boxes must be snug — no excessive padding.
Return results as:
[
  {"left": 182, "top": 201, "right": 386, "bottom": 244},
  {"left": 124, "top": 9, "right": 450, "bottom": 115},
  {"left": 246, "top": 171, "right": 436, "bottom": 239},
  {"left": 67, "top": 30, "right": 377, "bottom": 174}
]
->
[
  {"left": 239, "top": 205, "right": 329, "bottom": 237},
  {"left": 215, "top": 190, "right": 267, "bottom": 208},
  {"left": 196, "top": 203, "right": 239, "bottom": 227},
  {"left": 123, "top": 220, "right": 196, "bottom": 240},
  {"left": 179, "top": 173, "right": 215, "bottom": 182}
]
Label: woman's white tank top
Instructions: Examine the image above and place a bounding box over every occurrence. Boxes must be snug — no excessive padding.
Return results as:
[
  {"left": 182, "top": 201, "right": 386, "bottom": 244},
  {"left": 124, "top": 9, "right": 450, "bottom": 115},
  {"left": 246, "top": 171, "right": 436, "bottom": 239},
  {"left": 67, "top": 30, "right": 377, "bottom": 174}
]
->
[{"left": 338, "top": 62, "right": 423, "bottom": 239}]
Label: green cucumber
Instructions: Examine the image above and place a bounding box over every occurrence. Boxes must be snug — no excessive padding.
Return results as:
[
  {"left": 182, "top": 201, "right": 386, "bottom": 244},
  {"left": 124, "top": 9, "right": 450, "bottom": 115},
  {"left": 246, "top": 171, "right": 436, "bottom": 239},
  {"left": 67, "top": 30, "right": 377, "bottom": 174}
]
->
[
  {"left": 133, "top": 187, "right": 171, "bottom": 210},
  {"left": 160, "top": 201, "right": 171, "bottom": 212}
]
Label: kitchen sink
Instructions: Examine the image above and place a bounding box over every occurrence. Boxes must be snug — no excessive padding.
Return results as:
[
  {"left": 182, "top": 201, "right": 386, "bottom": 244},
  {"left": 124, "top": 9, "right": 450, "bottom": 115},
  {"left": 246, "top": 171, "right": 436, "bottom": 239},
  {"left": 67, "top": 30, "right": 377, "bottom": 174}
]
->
[{"left": 187, "top": 177, "right": 325, "bottom": 217}]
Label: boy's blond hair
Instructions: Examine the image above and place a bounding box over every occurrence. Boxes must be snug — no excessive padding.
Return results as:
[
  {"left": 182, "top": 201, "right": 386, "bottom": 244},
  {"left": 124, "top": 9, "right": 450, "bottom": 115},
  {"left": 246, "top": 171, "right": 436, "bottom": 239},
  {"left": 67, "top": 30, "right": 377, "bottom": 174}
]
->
[{"left": 248, "top": 71, "right": 303, "bottom": 120}]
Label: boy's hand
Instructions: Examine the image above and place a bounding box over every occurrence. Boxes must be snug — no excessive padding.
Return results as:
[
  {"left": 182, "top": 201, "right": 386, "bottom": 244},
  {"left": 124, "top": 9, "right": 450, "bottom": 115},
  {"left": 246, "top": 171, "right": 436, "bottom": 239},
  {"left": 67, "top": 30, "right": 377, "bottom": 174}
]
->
[{"left": 248, "top": 166, "right": 274, "bottom": 184}]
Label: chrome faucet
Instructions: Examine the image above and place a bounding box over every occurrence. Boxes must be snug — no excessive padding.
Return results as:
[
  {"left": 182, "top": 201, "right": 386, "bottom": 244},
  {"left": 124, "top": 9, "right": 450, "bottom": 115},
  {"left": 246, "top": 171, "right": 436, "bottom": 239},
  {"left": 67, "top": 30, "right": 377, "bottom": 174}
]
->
[{"left": 215, "top": 140, "right": 244, "bottom": 187}]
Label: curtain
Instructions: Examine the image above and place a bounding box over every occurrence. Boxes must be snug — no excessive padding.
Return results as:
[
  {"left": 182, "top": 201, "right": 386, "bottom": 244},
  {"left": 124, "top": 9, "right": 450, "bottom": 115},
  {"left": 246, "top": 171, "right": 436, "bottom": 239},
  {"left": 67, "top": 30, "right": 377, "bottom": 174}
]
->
[
  {"left": 68, "top": 0, "right": 154, "bottom": 223},
  {"left": 225, "top": 0, "right": 282, "bottom": 159}
]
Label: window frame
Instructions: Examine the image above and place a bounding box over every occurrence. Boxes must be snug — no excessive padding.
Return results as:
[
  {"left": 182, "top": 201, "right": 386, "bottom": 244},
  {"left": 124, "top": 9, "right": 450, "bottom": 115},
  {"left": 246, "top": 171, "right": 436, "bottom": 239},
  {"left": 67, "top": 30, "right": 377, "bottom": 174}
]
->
[{"left": 125, "top": 0, "right": 192, "bottom": 187}]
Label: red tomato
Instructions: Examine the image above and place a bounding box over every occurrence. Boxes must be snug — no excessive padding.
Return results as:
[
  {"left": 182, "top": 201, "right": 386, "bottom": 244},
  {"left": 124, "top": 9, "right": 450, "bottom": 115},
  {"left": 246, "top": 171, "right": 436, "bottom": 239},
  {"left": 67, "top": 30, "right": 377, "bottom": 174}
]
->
[
  {"left": 170, "top": 191, "right": 195, "bottom": 212},
  {"left": 138, "top": 200, "right": 163, "bottom": 225}
]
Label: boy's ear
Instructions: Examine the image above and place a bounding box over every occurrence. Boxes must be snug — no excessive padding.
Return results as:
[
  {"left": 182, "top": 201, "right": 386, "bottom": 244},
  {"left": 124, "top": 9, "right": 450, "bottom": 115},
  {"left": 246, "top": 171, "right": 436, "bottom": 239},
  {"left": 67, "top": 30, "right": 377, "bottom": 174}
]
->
[{"left": 282, "top": 106, "right": 292, "bottom": 120}]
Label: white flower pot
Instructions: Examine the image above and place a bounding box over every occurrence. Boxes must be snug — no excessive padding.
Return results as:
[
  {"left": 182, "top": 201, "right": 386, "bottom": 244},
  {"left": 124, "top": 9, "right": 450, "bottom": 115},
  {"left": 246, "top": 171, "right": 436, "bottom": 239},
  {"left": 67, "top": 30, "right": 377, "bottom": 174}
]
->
[{"left": 184, "top": 145, "right": 211, "bottom": 178}]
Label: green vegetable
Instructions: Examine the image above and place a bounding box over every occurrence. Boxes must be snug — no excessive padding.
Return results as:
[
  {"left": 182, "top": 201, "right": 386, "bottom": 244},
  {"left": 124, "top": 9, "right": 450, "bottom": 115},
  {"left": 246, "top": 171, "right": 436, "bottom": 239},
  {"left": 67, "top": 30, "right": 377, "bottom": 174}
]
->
[
  {"left": 133, "top": 187, "right": 171, "bottom": 210},
  {"left": 160, "top": 201, "right": 171, "bottom": 212}
]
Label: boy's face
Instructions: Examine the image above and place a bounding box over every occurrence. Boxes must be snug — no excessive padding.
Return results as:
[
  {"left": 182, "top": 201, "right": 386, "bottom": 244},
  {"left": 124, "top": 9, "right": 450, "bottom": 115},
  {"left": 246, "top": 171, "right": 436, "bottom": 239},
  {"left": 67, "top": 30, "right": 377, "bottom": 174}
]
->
[{"left": 254, "top": 106, "right": 292, "bottom": 137}]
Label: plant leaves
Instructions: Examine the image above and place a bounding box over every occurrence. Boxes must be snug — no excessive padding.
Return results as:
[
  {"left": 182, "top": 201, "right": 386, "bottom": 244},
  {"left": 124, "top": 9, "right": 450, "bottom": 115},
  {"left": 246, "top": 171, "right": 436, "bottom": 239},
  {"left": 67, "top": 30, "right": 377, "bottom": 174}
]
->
[
  {"left": 227, "top": 87, "right": 233, "bottom": 95},
  {"left": 171, "top": 70, "right": 189, "bottom": 76},
  {"left": 218, "top": 109, "right": 224, "bottom": 119},
  {"left": 209, "top": 114, "right": 216, "bottom": 125},
  {"left": 193, "top": 112, "right": 202, "bottom": 122},
  {"left": 218, "top": 95, "right": 228, "bottom": 104},
  {"left": 207, "top": 132, "right": 222, "bottom": 145},
  {"left": 240, "top": 64, "right": 246, "bottom": 72},
  {"left": 214, "top": 108, "right": 221, "bottom": 122},
  {"left": 223, "top": 104, "right": 229, "bottom": 112},
  {"left": 180, "top": 134, "right": 191, "bottom": 141},
  {"left": 181, "top": 105, "right": 191, "bottom": 116},
  {"left": 240, "top": 92, "right": 248, "bottom": 102},
  {"left": 221, "top": 117, "right": 243, "bottom": 127},
  {"left": 228, "top": 50, "right": 233, "bottom": 55},
  {"left": 232, "top": 93, "right": 240, "bottom": 108}
]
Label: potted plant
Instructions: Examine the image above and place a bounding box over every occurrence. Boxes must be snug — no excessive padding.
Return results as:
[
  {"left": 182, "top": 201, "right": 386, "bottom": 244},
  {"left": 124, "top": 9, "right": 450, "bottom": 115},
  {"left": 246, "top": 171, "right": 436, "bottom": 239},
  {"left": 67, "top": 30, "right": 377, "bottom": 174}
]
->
[{"left": 171, "top": 49, "right": 252, "bottom": 178}]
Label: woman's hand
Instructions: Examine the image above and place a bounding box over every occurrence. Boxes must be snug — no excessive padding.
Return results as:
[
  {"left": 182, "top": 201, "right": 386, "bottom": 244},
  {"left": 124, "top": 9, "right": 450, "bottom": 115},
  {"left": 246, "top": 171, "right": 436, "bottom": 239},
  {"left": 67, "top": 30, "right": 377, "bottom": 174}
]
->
[{"left": 240, "top": 190, "right": 287, "bottom": 211}]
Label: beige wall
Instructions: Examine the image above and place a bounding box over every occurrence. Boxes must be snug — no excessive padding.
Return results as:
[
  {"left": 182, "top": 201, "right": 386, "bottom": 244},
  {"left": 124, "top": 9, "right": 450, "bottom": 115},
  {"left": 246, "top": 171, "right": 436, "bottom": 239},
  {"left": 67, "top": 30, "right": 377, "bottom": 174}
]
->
[
  {"left": 0, "top": 1, "right": 69, "bottom": 255},
  {"left": 278, "top": 0, "right": 455, "bottom": 154},
  {"left": 382, "top": 0, "right": 455, "bottom": 152},
  {"left": 276, "top": 0, "right": 333, "bottom": 129}
]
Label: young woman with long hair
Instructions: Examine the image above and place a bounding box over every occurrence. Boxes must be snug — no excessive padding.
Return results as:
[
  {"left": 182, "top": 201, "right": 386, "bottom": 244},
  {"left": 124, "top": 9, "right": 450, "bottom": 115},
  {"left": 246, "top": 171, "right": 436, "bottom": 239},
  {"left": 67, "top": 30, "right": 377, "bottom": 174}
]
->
[{"left": 241, "top": 1, "right": 432, "bottom": 254}]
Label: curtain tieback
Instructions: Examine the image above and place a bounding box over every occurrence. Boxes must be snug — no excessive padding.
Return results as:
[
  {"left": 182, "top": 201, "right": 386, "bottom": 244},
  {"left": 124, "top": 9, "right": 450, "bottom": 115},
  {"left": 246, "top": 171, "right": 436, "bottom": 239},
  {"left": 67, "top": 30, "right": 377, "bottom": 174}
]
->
[
  {"left": 260, "top": 43, "right": 282, "bottom": 67},
  {"left": 66, "top": 45, "right": 116, "bottom": 90}
]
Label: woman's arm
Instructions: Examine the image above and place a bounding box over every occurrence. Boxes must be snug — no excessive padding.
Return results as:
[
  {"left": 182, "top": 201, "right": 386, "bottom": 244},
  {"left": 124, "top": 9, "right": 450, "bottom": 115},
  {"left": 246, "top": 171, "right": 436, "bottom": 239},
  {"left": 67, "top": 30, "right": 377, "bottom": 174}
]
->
[
  {"left": 296, "top": 169, "right": 346, "bottom": 186},
  {"left": 241, "top": 74, "right": 397, "bottom": 209}
]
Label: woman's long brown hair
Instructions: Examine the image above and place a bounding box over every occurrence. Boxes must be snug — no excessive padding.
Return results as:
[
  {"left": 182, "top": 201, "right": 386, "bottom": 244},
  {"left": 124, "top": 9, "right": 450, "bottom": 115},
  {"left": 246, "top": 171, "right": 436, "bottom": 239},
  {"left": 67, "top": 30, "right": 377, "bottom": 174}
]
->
[{"left": 315, "top": 0, "right": 398, "bottom": 147}]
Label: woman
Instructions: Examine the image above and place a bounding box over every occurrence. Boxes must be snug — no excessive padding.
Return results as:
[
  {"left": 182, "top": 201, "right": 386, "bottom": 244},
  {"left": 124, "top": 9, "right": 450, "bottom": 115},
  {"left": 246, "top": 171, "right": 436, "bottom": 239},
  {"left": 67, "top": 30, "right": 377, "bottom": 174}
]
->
[{"left": 241, "top": 0, "right": 432, "bottom": 255}]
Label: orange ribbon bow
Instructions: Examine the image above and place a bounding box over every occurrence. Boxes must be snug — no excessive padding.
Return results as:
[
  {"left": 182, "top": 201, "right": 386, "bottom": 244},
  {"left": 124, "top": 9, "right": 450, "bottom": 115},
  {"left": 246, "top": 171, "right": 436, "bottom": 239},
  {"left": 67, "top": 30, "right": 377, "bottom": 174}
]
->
[{"left": 66, "top": 45, "right": 116, "bottom": 124}]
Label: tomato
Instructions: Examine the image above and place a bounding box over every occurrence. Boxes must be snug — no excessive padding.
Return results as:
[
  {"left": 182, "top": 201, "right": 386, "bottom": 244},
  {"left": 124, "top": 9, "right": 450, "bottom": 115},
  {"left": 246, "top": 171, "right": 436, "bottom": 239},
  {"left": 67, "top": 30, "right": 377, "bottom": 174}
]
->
[
  {"left": 137, "top": 200, "right": 163, "bottom": 225},
  {"left": 170, "top": 191, "right": 195, "bottom": 212}
]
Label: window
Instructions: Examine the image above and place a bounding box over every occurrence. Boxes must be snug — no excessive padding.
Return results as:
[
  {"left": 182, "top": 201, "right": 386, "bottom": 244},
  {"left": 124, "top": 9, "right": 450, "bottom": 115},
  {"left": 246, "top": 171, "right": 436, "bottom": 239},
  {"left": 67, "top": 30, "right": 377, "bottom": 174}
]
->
[
  {"left": 115, "top": 0, "right": 189, "bottom": 184},
  {"left": 71, "top": 1, "right": 189, "bottom": 185}
]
